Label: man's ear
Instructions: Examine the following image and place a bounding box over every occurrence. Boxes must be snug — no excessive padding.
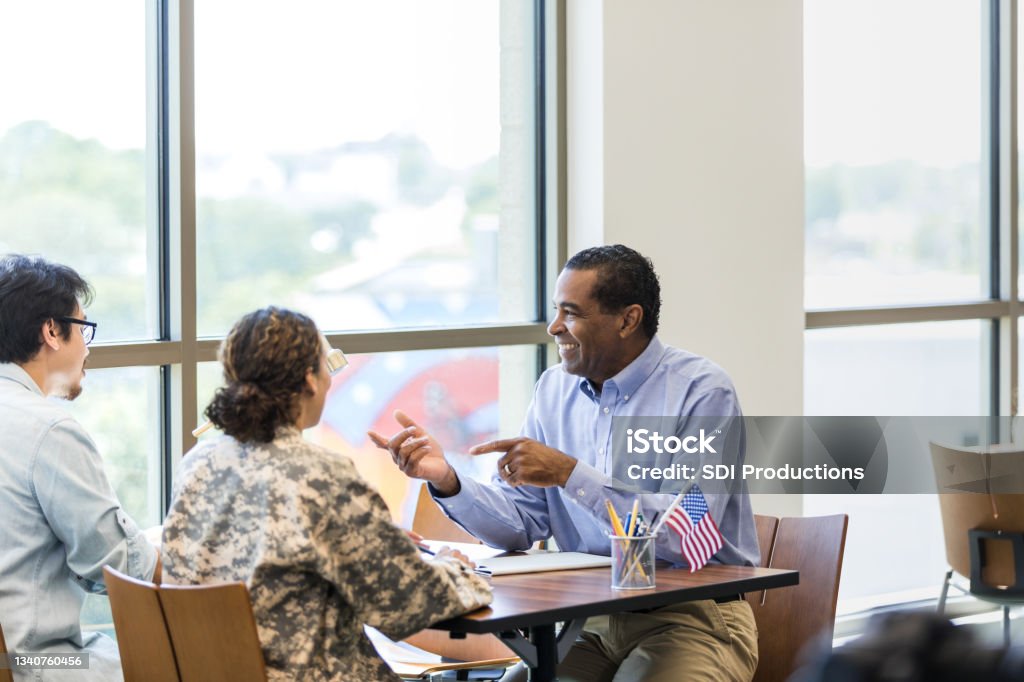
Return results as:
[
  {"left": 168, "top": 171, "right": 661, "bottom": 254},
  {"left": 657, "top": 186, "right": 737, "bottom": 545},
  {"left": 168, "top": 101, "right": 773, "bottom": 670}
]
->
[
  {"left": 620, "top": 304, "right": 644, "bottom": 338},
  {"left": 40, "top": 320, "right": 62, "bottom": 352}
]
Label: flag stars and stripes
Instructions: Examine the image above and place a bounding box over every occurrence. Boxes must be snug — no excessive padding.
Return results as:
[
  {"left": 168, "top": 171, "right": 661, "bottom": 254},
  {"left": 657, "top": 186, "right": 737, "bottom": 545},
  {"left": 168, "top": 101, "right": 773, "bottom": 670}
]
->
[{"left": 665, "top": 485, "right": 723, "bottom": 572}]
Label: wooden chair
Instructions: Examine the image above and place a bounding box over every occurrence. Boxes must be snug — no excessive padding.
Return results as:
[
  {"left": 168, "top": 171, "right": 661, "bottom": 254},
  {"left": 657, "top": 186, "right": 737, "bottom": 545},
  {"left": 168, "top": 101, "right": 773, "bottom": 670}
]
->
[
  {"left": 754, "top": 514, "right": 779, "bottom": 569},
  {"left": 930, "top": 442, "right": 1024, "bottom": 645},
  {"left": 412, "top": 483, "right": 482, "bottom": 544},
  {"left": 159, "top": 581, "right": 267, "bottom": 682},
  {"left": 744, "top": 514, "right": 781, "bottom": 609},
  {"left": 0, "top": 620, "right": 13, "bottom": 682},
  {"left": 746, "top": 514, "right": 848, "bottom": 682},
  {"left": 383, "top": 483, "right": 518, "bottom": 679},
  {"left": 102, "top": 567, "right": 180, "bottom": 682}
]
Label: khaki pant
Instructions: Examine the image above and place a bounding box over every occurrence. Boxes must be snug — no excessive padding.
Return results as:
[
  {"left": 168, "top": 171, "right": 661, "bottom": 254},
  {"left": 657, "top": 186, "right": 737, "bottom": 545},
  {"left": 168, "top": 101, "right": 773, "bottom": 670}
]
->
[{"left": 505, "top": 599, "right": 758, "bottom": 682}]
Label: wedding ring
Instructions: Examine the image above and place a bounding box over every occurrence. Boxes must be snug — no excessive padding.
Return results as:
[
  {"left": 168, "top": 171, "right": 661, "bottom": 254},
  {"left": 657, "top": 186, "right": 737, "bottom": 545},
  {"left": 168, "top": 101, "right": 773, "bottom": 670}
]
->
[{"left": 503, "top": 463, "right": 513, "bottom": 476}]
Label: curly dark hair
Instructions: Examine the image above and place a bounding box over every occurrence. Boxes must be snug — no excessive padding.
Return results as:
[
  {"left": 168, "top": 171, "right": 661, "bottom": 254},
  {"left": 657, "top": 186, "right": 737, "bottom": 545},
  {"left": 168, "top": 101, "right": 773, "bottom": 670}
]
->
[
  {"left": 204, "top": 307, "right": 322, "bottom": 443},
  {"left": 564, "top": 244, "right": 661, "bottom": 338},
  {"left": 0, "top": 254, "right": 94, "bottom": 363}
]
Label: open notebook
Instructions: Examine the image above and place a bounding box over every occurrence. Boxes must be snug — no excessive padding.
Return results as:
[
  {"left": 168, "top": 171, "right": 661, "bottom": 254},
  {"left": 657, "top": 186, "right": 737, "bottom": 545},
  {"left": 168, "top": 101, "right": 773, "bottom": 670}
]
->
[
  {"left": 421, "top": 540, "right": 611, "bottom": 576},
  {"left": 365, "top": 627, "right": 518, "bottom": 678}
]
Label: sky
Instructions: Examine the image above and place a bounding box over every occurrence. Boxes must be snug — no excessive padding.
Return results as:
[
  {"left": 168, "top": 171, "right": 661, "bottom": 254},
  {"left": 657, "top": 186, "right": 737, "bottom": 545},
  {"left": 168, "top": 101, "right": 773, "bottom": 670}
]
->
[
  {"left": 804, "top": 0, "right": 982, "bottom": 168},
  {"left": 0, "top": 0, "right": 506, "bottom": 169}
]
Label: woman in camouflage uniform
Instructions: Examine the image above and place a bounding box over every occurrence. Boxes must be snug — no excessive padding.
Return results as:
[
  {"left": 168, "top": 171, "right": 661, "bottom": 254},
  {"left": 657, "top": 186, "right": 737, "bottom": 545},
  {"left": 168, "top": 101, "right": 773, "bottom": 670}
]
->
[{"left": 162, "top": 307, "right": 492, "bottom": 681}]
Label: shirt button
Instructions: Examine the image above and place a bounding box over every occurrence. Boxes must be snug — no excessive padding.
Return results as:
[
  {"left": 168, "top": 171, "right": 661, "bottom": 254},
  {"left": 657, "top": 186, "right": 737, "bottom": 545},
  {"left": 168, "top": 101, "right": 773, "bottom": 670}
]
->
[
  {"left": 577, "top": 489, "right": 586, "bottom": 497},
  {"left": 603, "top": 407, "right": 610, "bottom": 414},
  {"left": 598, "top": 447, "right": 605, "bottom": 455},
  {"left": 624, "top": 395, "right": 630, "bottom": 402}
]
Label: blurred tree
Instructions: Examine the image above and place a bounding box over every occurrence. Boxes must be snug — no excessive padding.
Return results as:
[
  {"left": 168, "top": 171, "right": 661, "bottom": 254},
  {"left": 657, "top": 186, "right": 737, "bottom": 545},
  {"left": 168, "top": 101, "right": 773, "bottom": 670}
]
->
[{"left": 0, "top": 122, "right": 148, "bottom": 338}]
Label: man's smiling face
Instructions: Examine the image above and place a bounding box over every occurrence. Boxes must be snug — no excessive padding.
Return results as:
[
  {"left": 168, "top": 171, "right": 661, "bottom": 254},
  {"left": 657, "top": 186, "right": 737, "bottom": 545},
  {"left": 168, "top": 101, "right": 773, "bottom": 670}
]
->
[{"left": 546, "top": 268, "right": 630, "bottom": 388}]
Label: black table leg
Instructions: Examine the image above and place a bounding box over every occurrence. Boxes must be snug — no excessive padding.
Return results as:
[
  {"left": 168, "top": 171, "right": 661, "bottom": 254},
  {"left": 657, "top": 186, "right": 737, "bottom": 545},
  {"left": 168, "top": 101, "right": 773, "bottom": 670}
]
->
[
  {"left": 528, "top": 623, "right": 558, "bottom": 681},
  {"left": 497, "top": 619, "right": 584, "bottom": 681}
]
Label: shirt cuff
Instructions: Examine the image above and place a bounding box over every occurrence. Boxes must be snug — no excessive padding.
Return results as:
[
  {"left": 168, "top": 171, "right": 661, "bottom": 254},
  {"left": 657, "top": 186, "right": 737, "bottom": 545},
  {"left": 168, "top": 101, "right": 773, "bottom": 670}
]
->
[
  {"left": 563, "top": 461, "right": 613, "bottom": 515},
  {"left": 116, "top": 509, "right": 159, "bottom": 582},
  {"left": 429, "top": 474, "right": 483, "bottom": 518}
]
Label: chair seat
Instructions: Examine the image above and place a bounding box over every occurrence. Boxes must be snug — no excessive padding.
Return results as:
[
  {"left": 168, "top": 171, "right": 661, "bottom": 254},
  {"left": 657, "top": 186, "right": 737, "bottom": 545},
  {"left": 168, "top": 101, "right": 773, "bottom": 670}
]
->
[{"left": 931, "top": 443, "right": 1024, "bottom": 647}]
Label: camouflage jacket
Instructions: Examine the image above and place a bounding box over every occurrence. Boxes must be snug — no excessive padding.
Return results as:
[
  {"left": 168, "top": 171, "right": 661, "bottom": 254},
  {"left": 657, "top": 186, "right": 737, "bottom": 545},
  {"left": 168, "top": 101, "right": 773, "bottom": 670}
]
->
[{"left": 162, "top": 427, "right": 492, "bottom": 681}]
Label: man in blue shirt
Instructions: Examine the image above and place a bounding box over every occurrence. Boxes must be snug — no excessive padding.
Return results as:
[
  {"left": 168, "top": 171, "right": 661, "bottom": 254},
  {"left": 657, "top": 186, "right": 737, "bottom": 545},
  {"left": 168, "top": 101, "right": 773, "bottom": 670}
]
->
[
  {"left": 0, "top": 255, "right": 160, "bottom": 681},
  {"left": 372, "top": 245, "right": 759, "bottom": 681}
]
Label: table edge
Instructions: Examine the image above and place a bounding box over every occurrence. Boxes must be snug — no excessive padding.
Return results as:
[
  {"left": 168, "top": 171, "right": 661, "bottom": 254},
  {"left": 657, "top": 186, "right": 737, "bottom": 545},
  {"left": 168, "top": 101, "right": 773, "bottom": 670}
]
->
[{"left": 431, "top": 568, "right": 799, "bottom": 634}]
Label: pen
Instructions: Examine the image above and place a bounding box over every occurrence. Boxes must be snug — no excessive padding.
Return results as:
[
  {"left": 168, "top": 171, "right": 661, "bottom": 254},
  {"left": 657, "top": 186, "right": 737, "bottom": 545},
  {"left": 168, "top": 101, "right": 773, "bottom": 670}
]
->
[{"left": 627, "top": 498, "right": 640, "bottom": 537}]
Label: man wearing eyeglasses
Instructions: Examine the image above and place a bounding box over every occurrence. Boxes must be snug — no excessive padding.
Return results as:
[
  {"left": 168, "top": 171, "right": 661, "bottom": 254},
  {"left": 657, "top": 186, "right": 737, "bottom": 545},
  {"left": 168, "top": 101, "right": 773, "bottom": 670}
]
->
[{"left": 0, "top": 254, "right": 160, "bottom": 681}]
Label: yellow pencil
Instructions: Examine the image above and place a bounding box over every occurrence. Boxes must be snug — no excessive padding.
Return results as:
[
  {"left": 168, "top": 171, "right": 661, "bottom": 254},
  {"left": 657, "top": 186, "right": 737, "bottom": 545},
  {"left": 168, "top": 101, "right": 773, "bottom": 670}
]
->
[
  {"left": 606, "top": 499, "right": 626, "bottom": 537},
  {"left": 607, "top": 499, "right": 649, "bottom": 582}
]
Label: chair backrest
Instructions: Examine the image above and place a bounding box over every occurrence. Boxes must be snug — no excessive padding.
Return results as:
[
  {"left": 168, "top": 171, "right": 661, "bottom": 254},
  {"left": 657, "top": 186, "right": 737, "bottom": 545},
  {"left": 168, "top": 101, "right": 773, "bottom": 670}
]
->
[
  {"left": 745, "top": 514, "right": 780, "bottom": 609},
  {"left": 412, "top": 482, "right": 482, "bottom": 544},
  {"left": 754, "top": 514, "right": 779, "bottom": 569},
  {"left": 748, "top": 514, "right": 848, "bottom": 682},
  {"left": 102, "top": 566, "right": 180, "bottom": 682},
  {"left": 159, "top": 582, "right": 267, "bottom": 682},
  {"left": 930, "top": 442, "right": 1024, "bottom": 587},
  {"left": 0, "top": 620, "right": 13, "bottom": 682}
]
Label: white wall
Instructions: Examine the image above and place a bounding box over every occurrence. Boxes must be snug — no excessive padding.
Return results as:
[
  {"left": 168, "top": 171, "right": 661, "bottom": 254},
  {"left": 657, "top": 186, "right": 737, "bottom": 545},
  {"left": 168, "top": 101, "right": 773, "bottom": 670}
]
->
[{"left": 566, "top": 1, "right": 805, "bottom": 515}]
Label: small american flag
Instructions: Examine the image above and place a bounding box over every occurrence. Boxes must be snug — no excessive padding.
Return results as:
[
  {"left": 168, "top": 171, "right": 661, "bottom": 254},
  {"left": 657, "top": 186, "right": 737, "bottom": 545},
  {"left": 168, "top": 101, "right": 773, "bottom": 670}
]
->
[{"left": 665, "top": 485, "right": 723, "bottom": 572}]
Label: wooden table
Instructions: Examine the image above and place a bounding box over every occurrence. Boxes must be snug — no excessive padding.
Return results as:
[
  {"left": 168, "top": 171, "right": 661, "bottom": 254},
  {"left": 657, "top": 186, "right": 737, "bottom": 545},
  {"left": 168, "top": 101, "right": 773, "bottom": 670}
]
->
[{"left": 431, "top": 564, "right": 798, "bottom": 681}]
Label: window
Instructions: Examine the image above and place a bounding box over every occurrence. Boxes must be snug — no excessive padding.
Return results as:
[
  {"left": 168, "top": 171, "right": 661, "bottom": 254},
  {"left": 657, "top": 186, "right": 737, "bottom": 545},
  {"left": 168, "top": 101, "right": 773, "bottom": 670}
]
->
[
  {"left": 193, "top": 1, "right": 539, "bottom": 335},
  {"left": 0, "top": 1, "right": 155, "bottom": 341},
  {"left": 0, "top": 0, "right": 561, "bottom": 633},
  {"left": 804, "top": 0, "right": 983, "bottom": 309},
  {"left": 804, "top": 0, "right": 1017, "bottom": 608}
]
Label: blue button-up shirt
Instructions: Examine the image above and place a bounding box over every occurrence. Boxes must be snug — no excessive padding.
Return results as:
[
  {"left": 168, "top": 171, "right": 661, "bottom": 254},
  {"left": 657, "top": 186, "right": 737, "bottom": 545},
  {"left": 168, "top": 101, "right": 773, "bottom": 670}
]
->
[
  {"left": 434, "top": 336, "right": 759, "bottom": 568},
  {"left": 0, "top": 363, "right": 158, "bottom": 681}
]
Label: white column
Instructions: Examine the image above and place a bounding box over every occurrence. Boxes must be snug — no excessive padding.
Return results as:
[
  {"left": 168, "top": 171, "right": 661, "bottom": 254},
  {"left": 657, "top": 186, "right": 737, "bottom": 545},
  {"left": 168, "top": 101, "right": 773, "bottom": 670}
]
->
[{"left": 567, "top": 0, "right": 805, "bottom": 516}]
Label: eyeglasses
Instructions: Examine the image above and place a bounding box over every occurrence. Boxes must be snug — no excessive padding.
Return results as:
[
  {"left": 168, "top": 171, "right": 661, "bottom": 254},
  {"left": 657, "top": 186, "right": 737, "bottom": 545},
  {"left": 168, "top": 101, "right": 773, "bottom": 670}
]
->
[
  {"left": 320, "top": 334, "right": 349, "bottom": 376},
  {"left": 59, "top": 317, "right": 98, "bottom": 346}
]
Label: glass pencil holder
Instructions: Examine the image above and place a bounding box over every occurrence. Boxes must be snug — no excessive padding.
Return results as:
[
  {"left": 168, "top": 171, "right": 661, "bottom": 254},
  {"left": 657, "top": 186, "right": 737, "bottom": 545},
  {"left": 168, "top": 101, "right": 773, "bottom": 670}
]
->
[{"left": 609, "top": 534, "right": 656, "bottom": 590}]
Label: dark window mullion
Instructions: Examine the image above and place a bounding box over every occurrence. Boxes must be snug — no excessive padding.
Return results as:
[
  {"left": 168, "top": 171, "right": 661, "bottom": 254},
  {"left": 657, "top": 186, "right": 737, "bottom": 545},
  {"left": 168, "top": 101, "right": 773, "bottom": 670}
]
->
[
  {"left": 986, "top": 0, "right": 1002, "bottom": 418},
  {"left": 156, "top": 0, "right": 174, "bottom": 514}
]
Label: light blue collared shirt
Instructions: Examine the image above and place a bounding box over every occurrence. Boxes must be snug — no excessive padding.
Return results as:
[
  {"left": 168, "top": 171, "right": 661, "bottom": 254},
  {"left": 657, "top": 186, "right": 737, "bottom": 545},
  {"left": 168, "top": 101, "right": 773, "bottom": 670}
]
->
[
  {"left": 434, "top": 336, "right": 759, "bottom": 568},
  {"left": 0, "top": 363, "right": 158, "bottom": 681}
]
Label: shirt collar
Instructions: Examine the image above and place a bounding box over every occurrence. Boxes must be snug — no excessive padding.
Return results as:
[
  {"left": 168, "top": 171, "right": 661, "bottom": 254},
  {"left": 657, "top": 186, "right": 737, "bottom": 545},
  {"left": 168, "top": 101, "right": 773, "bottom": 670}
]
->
[
  {"left": 0, "top": 362, "right": 45, "bottom": 397},
  {"left": 577, "top": 335, "right": 666, "bottom": 402},
  {"left": 275, "top": 424, "right": 303, "bottom": 440}
]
